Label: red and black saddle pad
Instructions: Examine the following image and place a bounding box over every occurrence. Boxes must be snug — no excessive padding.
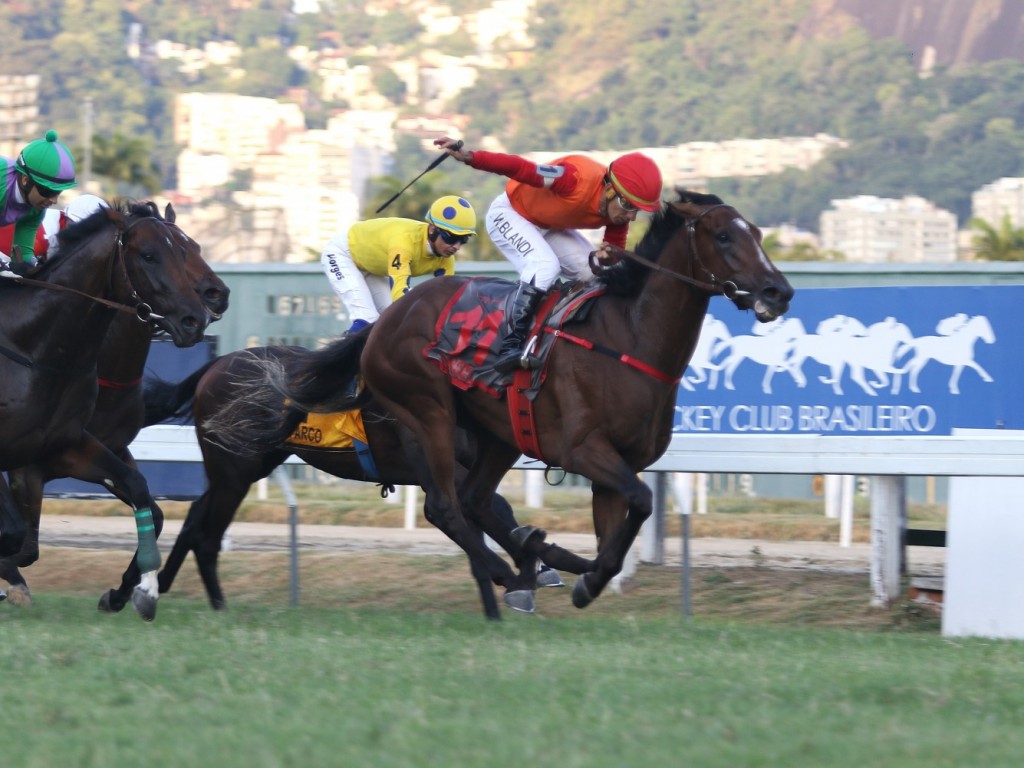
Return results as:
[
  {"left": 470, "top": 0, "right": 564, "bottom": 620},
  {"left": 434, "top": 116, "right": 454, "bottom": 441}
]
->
[{"left": 424, "top": 277, "right": 603, "bottom": 398}]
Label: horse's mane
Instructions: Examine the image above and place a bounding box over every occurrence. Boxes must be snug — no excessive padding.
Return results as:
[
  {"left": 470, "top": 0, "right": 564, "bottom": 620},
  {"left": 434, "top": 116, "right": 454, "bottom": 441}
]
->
[
  {"left": 56, "top": 200, "right": 158, "bottom": 250},
  {"left": 599, "top": 190, "right": 725, "bottom": 297}
]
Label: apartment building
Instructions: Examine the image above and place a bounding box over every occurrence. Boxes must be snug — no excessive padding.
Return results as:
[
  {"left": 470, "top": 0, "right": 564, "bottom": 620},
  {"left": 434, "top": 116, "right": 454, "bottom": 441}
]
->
[
  {"left": 820, "top": 195, "right": 958, "bottom": 263},
  {"left": 972, "top": 177, "right": 1024, "bottom": 228},
  {"left": 0, "top": 75, "right": 40, "bottom": 158}
]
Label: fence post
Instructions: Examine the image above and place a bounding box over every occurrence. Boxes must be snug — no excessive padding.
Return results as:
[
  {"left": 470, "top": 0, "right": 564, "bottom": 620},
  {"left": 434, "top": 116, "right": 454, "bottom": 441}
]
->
[
  {"left": 641, "top": 472, "right": 666, "bottom": 564},
  {"left": 273, "top": 466, "right": 300, "bottom": 607},
  {"left": 525, "top": 469, "right": 544, "bottom": 509},
  {"left": 869, "top": 475, "right": 903, "bottom": 607},
  {"left": 404, "top": 485, "right": 418, "bottom": 530}
]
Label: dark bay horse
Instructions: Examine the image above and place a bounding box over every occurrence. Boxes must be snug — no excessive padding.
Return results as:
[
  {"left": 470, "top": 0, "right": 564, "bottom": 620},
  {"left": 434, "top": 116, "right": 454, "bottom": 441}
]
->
[
  {"left": 0, "top": 202, "right": 210, "bottom": 620},
  {"left": 143, "top": 346, "right": 558, "bottom": 619},
  {"left": 208, "top": 192, "right": 793, "bottom": 612},
  {"left": 0, "top": 203, "right": 229, "bottom": 610}
]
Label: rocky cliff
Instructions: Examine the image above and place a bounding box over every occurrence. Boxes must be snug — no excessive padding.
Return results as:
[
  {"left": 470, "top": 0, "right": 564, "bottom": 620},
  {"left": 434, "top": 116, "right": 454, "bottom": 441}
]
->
[{"left": 834, "top": 0, "right": 1024, "bottom": 67}]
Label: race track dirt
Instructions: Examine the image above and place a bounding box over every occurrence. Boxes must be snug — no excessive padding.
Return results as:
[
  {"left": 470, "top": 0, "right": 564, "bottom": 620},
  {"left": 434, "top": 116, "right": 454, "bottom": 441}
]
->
[{"left": 1, "top": 515, "right": 945, "bottom": 630}]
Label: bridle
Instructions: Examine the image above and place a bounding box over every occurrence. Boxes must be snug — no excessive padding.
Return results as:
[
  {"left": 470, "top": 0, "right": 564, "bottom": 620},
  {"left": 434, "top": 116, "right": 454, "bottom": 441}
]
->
[
  {"left": 598, "top": 203, "right": 752, "bottom": 299},
  {"left": 5, "top": 215, "right": 172, "bottom": 323}
]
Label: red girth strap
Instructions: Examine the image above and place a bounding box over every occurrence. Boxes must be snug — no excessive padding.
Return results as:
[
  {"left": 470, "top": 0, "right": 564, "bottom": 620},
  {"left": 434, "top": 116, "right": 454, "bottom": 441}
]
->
[
  {"left": 544, "top": 328, "right": 681, "bottom": 384},
  {"left": 507, "top": 367, "right": 542, "bottom": 458}
]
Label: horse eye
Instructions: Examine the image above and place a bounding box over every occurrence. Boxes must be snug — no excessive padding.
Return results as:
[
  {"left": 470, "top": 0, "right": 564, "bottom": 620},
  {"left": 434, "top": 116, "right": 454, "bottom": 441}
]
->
[{"left": 715, "top": 232, "right": 731, "bottom": 244}]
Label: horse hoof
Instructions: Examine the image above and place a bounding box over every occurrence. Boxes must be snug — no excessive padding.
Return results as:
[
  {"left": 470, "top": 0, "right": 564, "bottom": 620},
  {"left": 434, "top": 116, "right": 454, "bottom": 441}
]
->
[
  {"left": 131, "top": 586, "right": 158, "bottom": 622},
  {"left": 510, "top": 525, "right": 546, "bottom": 549},
  {"left": 572, "top": 576, "right": 595, "bottom": 609},
  {"left": 97, "top": 589, "right": 127, "bottom": 614},
  {"left": 5, "top": 584, "right": 31, "bottom": 607},
  {"left": 536, "top": 568, "right": 565, "bottom": 588},
  {"left": 0, "top": 587, "right": 6, "bottom": 602},
  {"left": 504, "top": 589, "right": 536, "bottom": 614}
]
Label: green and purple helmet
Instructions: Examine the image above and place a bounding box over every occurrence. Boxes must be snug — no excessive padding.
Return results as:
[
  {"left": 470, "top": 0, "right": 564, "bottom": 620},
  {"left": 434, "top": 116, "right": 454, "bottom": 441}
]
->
[{"left": 15, "top": 130, "right": 77, "bottom": 192}]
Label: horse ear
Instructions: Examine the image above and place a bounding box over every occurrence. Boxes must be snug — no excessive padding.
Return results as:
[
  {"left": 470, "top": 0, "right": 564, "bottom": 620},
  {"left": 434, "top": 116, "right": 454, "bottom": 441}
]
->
[
  {"left": 105, "top": 205, "right": 128, "bottom": 229},
  {"left": 165, "top": 202, "right": 176, "bottom": 224},
  {"left": 670, "top": 200, "right": 701, "bottom": 219}
]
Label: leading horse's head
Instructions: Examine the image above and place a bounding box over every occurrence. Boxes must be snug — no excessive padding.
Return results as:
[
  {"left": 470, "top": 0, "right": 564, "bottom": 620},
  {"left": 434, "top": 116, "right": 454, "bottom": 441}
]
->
[
  {"left": 58, "top": 201, "right": 210, "bottom": 346},
  {"left": 671, "top": 190, "right": 793, "bottom": 322},
  {"left": 615, "top": 191, "right": 793, "bottom": 322}
]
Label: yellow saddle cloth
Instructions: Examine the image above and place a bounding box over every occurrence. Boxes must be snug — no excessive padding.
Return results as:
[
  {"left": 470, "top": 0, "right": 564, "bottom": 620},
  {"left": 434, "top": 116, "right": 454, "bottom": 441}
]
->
[{"left": 284, "top": 409, "right": 367, "bottom": 450}]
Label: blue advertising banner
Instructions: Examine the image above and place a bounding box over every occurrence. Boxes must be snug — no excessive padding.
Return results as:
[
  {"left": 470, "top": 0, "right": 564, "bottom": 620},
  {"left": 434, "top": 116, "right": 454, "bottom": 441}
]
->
[{"left": 675, "top": 285, "right": 1023, "bottom": 436}]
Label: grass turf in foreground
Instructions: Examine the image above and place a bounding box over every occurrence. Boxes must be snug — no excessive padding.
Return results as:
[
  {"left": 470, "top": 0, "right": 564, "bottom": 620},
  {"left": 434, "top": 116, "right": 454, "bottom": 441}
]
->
[{"left": 4, "top": 596, "right": 1024, "bottom": 768}]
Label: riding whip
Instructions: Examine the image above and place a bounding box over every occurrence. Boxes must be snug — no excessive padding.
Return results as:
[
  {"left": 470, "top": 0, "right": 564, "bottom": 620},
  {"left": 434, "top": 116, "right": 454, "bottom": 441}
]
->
[{"left": 375, "top": 140, "right": 463, "bottom": 214}]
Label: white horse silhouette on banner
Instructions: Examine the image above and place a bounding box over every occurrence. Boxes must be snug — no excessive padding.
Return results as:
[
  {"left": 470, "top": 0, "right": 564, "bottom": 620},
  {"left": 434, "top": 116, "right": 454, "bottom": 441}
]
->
[
  {"left": 788, "top": 316, "right": 913, "bottom": 396},
  {"left": 891, "top": 314, "right": 995, "bottom": 394},
  {"left": 682, "top": 314, "right": 732, "bottom": 391},
  {"left": 682, "top": 310, "right": 995, "bottom": 397},
  {"left": 715, "top": 317, "right": 806, "bottom": 394}
]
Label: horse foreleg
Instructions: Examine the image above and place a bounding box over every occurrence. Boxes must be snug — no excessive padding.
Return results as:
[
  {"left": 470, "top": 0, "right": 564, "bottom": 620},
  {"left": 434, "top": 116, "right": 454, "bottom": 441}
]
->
[
  {"left": 0, "top": 466, "right": 46, "bottom": 606},
  {"left": 570, "top": 480, "right": 648, "bottom": 609},
  {"left": 51, "top": 436, "right": 163, "bottom": 621},
  {"left": 0, "top": 475, "right": 28, "bottom": 562}
]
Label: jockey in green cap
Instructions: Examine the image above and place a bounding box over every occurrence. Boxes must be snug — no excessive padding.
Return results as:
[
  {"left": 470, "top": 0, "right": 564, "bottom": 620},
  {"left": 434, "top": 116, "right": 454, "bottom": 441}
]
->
[{"left": 1, "top": 130, "right": 77, "bottom": 274}]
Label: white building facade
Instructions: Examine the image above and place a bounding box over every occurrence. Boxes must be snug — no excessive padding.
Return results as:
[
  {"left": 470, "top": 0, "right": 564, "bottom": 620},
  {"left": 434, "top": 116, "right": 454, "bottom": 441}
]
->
[
  {"left": 820, "top": 195, "right": 958, "bottom": 263},
  {"left": 972, "top": 177, "right": 1024, "bottom": 229}
]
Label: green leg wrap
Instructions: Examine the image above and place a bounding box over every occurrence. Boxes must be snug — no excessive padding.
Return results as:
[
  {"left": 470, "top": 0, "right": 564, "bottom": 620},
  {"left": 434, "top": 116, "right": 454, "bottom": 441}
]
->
[{"left": 134, "top": 507, "right": 161, "bottom": 573}]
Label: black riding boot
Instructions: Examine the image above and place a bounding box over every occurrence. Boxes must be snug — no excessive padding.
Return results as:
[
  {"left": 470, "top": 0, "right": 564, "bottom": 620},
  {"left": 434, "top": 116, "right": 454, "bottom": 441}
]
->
[{"left": 493, "top": 281, "right": 544, "bottom": 374}]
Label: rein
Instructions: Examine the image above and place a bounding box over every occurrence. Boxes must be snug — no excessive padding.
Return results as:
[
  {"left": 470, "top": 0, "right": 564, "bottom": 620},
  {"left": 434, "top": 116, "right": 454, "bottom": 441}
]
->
[
  {"left": 3, "top": 217, "right": 168, "bottom": 323},
  {"left": 597, "top": 203, "right": 751, "bottom": 300}
]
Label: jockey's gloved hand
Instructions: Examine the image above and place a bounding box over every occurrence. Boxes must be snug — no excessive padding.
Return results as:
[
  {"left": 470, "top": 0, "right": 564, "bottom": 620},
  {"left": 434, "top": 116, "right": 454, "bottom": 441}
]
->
[
  {"left": 589, "top": 244, "right": 622, "bottom": 275},
  {"left": 0, "top": 252, "right": 11, "bottom": 271}
]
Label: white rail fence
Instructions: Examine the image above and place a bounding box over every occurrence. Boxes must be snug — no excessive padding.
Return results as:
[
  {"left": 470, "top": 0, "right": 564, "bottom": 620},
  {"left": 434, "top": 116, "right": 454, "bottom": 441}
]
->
[{"left": 115, "top": 426, "right": 1024, "bottom": 608}]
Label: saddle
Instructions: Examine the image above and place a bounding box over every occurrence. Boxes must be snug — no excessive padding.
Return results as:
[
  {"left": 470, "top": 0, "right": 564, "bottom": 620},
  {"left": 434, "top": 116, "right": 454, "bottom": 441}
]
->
[{"left": 424, "top": 277, "right": 605, "bottom": 399}]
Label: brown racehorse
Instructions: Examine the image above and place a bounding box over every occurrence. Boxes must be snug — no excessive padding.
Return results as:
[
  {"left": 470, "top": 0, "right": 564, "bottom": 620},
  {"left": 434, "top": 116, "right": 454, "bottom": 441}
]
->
[
  {"left": 0, "top": 201, "right": 210, "bottom": 620},
  {"left": 0, "top": 203, "right": 229, "bottom": 611},
  {"left": 207, "top": 192, "right": 793, "bottom": 613},
  {"left": 143, "top": 346, "right": 560, "bottom": 619}
]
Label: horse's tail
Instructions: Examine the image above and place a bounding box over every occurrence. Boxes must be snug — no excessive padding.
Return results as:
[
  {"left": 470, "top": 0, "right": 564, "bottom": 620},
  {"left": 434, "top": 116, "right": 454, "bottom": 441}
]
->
[
  {"left": 201, "top": 328, "right": 373, "bottom": 456},
  {"left": 287, "top": 327, "right": 372, "bottom": 412},
  {"left": 143, "top": 359, "right": 217, "bottom": 426}
]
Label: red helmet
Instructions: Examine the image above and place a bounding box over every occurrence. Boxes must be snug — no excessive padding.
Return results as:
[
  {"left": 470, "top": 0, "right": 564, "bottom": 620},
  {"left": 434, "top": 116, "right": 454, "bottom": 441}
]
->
[{"left": 608, "top": 152, "right": 663, "bottom": 212}]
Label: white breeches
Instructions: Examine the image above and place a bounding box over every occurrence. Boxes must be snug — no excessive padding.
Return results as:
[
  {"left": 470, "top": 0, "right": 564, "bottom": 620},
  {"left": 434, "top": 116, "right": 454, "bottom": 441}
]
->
[
  {"left": 485, "top": 192, "right": 597, "bottom": 291},
  {"left": 320, "top": 230, "right": 392, "bottom": 325}
]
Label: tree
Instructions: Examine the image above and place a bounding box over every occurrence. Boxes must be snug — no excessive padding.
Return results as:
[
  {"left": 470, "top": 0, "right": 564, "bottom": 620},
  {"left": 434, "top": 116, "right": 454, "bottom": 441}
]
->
[
  {"left": 969, "top": 215, "right": 1024, "bottom": 261},
  {"left": 88, "top": 133, "right": 162, "bottom": 195}
]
